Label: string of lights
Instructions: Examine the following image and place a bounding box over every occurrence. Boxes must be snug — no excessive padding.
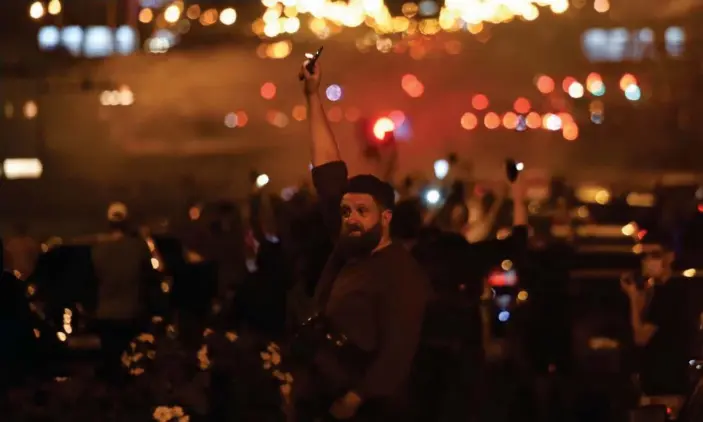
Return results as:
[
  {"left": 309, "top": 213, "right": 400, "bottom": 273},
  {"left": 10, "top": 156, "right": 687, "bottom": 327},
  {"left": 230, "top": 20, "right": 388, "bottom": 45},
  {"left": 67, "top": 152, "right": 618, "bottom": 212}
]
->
[
  {"left": 19, "top": 1, "right": 686, "bottom": 149},
  {"left": 28, "top": 0, "right": 612, "bottom": 55}
]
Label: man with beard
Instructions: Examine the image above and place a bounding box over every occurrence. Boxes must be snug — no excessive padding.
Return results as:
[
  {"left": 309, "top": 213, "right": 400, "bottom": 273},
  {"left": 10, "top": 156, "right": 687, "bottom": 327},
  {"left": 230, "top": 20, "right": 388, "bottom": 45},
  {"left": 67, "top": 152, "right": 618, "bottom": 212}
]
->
[{"left": 293, "top": 58, "right": 430, "bottom": 421}]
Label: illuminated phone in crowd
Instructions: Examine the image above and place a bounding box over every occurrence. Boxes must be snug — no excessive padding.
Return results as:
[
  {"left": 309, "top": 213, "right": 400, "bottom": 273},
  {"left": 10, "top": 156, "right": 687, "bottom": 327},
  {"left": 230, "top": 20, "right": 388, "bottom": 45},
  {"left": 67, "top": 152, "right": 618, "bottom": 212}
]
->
[{"left": 505, "top": 158, "right": 522, "bottom": 183}]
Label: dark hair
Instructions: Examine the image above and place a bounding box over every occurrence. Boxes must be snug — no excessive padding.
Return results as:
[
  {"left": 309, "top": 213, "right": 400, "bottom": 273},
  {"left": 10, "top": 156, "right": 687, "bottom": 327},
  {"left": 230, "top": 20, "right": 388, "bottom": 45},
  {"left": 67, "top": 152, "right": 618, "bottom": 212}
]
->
[{"left": 345, "top": 174, "right": 395, "bottom": 211}]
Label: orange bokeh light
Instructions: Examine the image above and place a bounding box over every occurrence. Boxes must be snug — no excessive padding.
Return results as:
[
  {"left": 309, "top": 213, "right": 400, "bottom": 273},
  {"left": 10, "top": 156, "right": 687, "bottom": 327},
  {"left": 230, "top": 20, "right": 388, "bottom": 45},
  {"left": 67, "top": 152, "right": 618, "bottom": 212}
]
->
[
  {"left": 261, "top": 82, "right": 276, "bottom": 100},
  {"left": 235, "top": 111, "right": 248, "bottom": 127},
  {"left": 502, "top": 112, "right": 518, "bottom": 129},
  {"left": 619, "top": 73, "right": 638, "bottom": 91},
  {"left": 472, "top": 94, "right": 489, "bottom": 110},
  {"left": 484, "top": 112, "right": 500, "bottom": 129},
  {"left": 402, "top": 74, "right": 425, "bottom": 98},
  {"left": 513, "top": 97, "right": 531, "bottom": 114},
  {"left": 292, "top": 105, "right": 306, "bottom": 121},
  {"left": 563, "top": 123, "right": 579, "bottom": 141},
  {"left": 461, "top": 112, "right": 478, "bottom": 130},
  {"left": 327, "top": 106, "right": 343, "bottom": 122},
  {"left": 525, "top": 112, "right": 541, "bottom": 129},
  {"left": 345, "top": 107, "right": 360, "bottom": 122},
  {"left": 536, "top": 75, "right": 555, "bottom": 94}
]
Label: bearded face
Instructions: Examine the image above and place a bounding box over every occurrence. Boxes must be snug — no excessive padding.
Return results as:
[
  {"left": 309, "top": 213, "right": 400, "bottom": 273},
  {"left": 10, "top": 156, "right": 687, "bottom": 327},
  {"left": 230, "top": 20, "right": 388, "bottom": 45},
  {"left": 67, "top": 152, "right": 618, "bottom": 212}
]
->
[{"left": 338, "top": 193, "right": 389, "bottom": 258}]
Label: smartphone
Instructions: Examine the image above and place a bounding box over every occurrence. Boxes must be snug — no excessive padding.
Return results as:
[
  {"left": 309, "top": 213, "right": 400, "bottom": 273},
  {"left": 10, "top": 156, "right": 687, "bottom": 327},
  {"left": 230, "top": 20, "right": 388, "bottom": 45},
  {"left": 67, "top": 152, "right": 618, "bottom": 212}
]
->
[
  {"left": 299, "top": 46, "right": 324, "bottom": 80},
  {"left": 505, "top": 158, "right": 520, "bottom": 183}
]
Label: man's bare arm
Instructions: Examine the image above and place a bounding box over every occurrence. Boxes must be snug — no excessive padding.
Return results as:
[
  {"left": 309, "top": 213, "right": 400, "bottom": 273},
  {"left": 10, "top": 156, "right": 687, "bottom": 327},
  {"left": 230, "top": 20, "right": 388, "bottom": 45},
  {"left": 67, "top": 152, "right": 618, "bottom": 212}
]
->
[{"left": 301, "top": 62, "right": 341, "bottom": 166}]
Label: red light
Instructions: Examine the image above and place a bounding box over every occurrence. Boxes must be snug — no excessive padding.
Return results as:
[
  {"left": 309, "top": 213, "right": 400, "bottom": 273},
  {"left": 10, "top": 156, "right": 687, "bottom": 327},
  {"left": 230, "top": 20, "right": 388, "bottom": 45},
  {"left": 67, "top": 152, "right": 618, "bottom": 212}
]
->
[
  {"left": 514, "top": 97, "right": 531, "bottom": 114},
  {"left": 260, "top": 82, "right": 276, "bottom": 100},
  {"left": 488, "top": 270, "right": 518, "bottom": 287},
  {"left": 562, "top": 77, "right": 577, "bottom": 93},
  {"left": 401, "top": 74, "right": 424, "bottom": 98},
  {"left": 697, "top": 203, "right": 703, "bottom": 213},
  {"left": 471, "top": 94, "right": 489, "bottom": 110},
  {"left": 372, "top": 117, "right": 395, "bottom": 142}
]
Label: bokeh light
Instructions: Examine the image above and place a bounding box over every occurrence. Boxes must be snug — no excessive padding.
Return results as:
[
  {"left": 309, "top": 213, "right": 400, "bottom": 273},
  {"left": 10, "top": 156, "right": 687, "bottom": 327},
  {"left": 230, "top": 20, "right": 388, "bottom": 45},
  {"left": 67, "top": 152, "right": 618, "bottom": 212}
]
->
[
  {"left": 567, "top": 82, "right": 584, "bottom": 99},
  {"left": 624, "top": 84, "right": 641, "bottom": 101},
  {"left": 562, "top": 77, "right": 577, "bottom": 93},
  {"left": 544, "top": 113, "right": 562, "bottom": 131},
  {"left": 513, "top": 97, "right": 531, "bottom": 114},
  {"left": 388, "top": 110, "right": 406, "bottom": 126},
  {"left": 292, "top": 105, "right": 307, "bottom": 121},
  {"left": 260, "top": 82, "right": 276, "bottom": 100},
  {"left": 502, "top": 112, "right": 518, "bottom": 130},
  {"left": 563, "top": 123, "right": 579, "bottom": 141},
  {"left": 619, "top": 74, "right": 637, "bottom": 91},
  {"left": 460, "top": 112, "right": 478, "bottom": 130},
  {"left": 373, "top": 117, "right": 395, "bottom": 141},
  {"left": 401, "top": 74, "right": 424, "bottom": 98},
  {"left": 325, "top": 84, "right": 343, "bottom": 102},
  {"left": 345, "top": 107, "right": 361, "bottom": 122},
  {"left": 327, "top": 106, "right": 343, "bottom": 122},
  {"left": 536, "top": 75, "right": 555, "bottom": 94},
  {"left": 484, "top": 112, "right": 500, "bottom": 129},
  {"left": 472, "top": 94, "right": 489, "bottom": 110},
  {"left": 526, "top": 112, "right": 542, "bottom": 129}
]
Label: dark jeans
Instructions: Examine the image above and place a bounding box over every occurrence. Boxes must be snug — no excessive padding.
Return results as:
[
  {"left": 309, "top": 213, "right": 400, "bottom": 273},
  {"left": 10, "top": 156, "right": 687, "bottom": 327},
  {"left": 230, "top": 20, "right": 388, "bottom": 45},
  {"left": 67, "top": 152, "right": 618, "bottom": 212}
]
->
[{"left": 94, "top": 319, "right": 140, "bottom": 384}]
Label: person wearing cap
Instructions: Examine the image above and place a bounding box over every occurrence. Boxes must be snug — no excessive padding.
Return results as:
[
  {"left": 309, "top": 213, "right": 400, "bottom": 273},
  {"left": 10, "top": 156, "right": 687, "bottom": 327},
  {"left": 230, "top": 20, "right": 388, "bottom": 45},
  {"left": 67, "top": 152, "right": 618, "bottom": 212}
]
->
[
  {"left": 295, "top": 58, "right": 430, "bottom": 420},
  {"left": 92, "top": 202, "right": 154, "bottom": 384}
]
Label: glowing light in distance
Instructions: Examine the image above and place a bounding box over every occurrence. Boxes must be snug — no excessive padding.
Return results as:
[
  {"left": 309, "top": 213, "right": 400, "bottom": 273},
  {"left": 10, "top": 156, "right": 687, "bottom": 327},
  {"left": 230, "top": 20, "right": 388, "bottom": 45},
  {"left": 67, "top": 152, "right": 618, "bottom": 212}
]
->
[
  {"left": 568, "top": 82, "right": 584, "bottom": 99},
  {"left": 326, "top": 84, "right": 342, "bottom": 101},
  {"left": 536, "top": 75, "right": 555, "bottom": 94},
  {"left": 425, "top": 189, "right": 441, "bottom": 205},
  {"left": 434, "top": 159, "right": 449, "bottom": 180},
  {"left": 260, "top": 82, "right": 276, "bottom": 99},
  {"left": 472, "top": 94, "right": 489, "bottom": 110},
  {"left": 624, "top": 84, "right": 641, "bottom": 101},
  {"left": 219, "top": 8, "right": 237, "bottom": 25},
  {"left": 164, "top": 5, "right": 181, "bottom": 23},
  {"left": 619, "top": 74, "right": 637, "bottom": 90},
  {"left": 29, "top": 2, "right": 45, "bottom": 19},
  {"left": 461, "top": 112, "right": 478, "bottom": 130},
  {"left": 373, "top": 117, "right": 395, "bottom": 141},
  {"left": 256, "top": 174, "right": 270, "bottom": 188},
  {"left": 544, "top": 114, "right": 562, "bottom": 131}
]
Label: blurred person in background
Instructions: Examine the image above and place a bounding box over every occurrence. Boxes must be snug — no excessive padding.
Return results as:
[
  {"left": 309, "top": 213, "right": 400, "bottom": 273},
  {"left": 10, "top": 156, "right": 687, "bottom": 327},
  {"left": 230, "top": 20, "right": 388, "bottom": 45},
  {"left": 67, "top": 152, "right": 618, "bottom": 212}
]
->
[
  {"left": 233, "top": 183, "right": 292, "bottom": 339},
  {"left": 293, "top": 58, "right": 430, "bottom": 421},
  {"left": 621, "top": 242, "right": 697, "bottom": 407},
  {"left": 411, "top": 168, "right": 528, "bottom": 422},
  {"left": 91, "top": 203, "right": 155, "bottom": 384},
  {"left": 3, "top": 221, "right": 40, "bottom": 280}
]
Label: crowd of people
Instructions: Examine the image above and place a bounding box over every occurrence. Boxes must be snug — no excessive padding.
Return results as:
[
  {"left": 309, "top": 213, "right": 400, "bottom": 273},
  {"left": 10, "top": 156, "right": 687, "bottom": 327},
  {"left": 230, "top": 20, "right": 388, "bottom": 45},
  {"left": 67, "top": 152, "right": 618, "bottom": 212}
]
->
[{"left": 0, "top": 58, "right": 702, "bottom": 422}]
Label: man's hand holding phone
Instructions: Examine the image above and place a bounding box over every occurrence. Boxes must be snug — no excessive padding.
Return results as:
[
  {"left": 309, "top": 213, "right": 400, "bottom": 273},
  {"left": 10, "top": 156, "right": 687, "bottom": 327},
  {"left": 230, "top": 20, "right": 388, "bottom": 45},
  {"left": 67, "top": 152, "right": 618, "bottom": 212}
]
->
[{"left": 299, "top": 47, "right": 323, "bottom": 96}]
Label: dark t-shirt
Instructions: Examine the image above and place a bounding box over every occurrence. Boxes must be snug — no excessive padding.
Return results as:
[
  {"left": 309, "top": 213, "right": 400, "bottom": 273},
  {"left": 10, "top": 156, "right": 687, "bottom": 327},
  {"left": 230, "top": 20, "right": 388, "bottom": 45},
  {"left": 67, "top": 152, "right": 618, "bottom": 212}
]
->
[
  {"left": 640, "top": 277, "right": 696, "bottom": 395},
  {"left": 311, "top": 161, "right": 430, "bottom": 400}
]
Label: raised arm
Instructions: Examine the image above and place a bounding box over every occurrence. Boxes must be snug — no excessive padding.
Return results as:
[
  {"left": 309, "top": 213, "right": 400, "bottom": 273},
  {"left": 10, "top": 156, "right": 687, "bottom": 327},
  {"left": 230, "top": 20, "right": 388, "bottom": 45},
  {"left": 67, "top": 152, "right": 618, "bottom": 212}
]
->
[
  {"left": 301, "top": 60, "right": 341, "bottom": 167},
  {"left": 464, "top": 176, "right": 529, "bottom": 273},
  {"left": 301, "top": 58, "right": 348, "bottom": 237}
]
